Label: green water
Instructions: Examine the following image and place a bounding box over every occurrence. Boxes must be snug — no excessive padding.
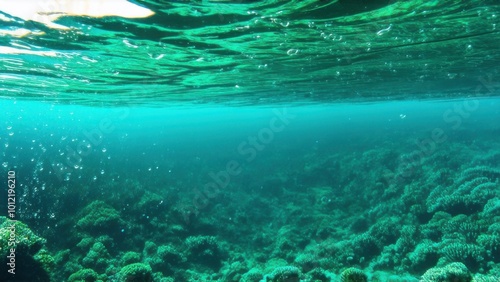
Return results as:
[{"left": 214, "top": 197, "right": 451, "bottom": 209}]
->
[{"left": 0, "top": 1, "right": 499, "bottom": 282}]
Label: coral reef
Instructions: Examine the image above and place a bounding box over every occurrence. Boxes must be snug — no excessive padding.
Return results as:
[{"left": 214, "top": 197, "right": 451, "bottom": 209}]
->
[
  {"left": 0, "top": 217, "right": 54, "bottom": 281},
  {"left": 20, "top": 128, "right": 500, "bottom": 281},
  {"left": 82, "top": 242, "right": 111, "bottom": 272},
  {"left": 117, "top": 263, "right": 153, "bottom": 282},
  {"left": 76, "top": 200, "right": 123, "bottom": 235},
  {"left": 339, "top": 267, "right": 368, "bottom": 282},
  {"left": 421, "top": 262, "right": 472, "bottom": 282},
  {"left": 241, "top": 268, "right": 264, "bottom": 282},
  {"left": 68, "top": 268, "right": 99, "bottom": 282},
  {"left": 120, "top": 251, "right": 142, "bottom": 266},
  {"left": 427, "top": 166, "right": 499, "bottom": 215},
  {"left": 185, "top": 235, "right": 226, "bottom": 270},
  {"left": 267, "top": 265, "right": 301, "bottom": 282}
]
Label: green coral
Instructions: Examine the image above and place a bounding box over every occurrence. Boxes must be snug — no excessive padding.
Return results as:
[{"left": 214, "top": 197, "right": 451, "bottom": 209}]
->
[
  {"left": 120, "top": 251, "right": 141, "bottom": 266},
  {"left": 76, "top": 200, "right": 122, "bottom": 234},
  {"left": 294, "top": 253, "right": 317, "bottom": 272},
  {"left": 143, "top": 241, "right": 157, "bottom": 256},
  {"left": 407, "top": 240, "right": 439, "bottom": 273},
  {"left": 221, "top": 261, "right": 246, "bottom": 281},
  {"left": 472, "top": 274, "right": 500, "bottom": 282},
  {"left": 61, "top": 261, "right": 81, "bottom": 280},
  {"left": 157, "top": 244, "right": 184, "bottom": 265},
  {"left": 264, "top": 258, "right": 288, "bottom": 273},
  {"left": 118, "top": 263, "right": 153, "bottom": 282},
  {"left": 268, "top": 265, "right": 301, "bottom": 282},
  {"left": 0, "top": 217, "right": 53, "bottom": 281},
  {"left": 426, "top": 166, "right": 499, "bottom": 215},
  {"left": 307, "top": 267, "right": 330, "bottom": 282},
  {"left": 241, "top": 268, "right": 263, "bottom": 282},
  {"left": 68, "top": 268, "right": 98, "bottom": 282},
  {"left": 0, "top": 217, "right": 45, "bottom": 257},
  {"left": 185, "top": 235, "right": 225, "bottom": 269},
  {"left": 54, "top": 249, "right": 70, "bottom": 266},
  {"left": 137, "top": 191, "right": 164, "bottom": 215},
  {"left": 82, "top": 242, "right": 111, "bottom": 272},
  {"left": 34, "top": 249, "right": 55, "bottom": 272},
  {"left": 148, "top": 244, "right": 184, "bottom": 274},
  {"left": 76, "top": 237, "right": 94, "bottom": 250},
  {"left": 351, "top": 233, "right": 382, "bottom": 266},
  {"left": 339, "top": 267, "right": 367, "bottom": 282},
  {"left": 421, "top": 262, "right": 472, "bottom": 282},
  {"left": 185, "top": 235, "right": 220, "bottom": 252},
  {"left": 477, "top": 234, "right": 500, "bottom": 262},
  {"left": 441, "top": 243, "right": 484, "bottom": 272},
  {"left": 482, "top": 198, "right": 500, "bottom": 216}
]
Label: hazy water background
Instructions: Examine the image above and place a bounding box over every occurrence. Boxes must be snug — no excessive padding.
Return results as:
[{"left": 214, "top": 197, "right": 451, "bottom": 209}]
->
[{"left": 1, "top": 97, "right": 498, "bottom": 226}]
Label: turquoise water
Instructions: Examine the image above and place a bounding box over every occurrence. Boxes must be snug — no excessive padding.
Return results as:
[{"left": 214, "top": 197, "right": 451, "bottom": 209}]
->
[{"left": 1, "top": 1, "right": 500, "bottom": 282}]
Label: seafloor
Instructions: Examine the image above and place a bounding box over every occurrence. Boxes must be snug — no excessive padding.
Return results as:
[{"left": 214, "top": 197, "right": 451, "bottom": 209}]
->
[{"left": 1, "top": 127, "right": 499, "bottom": 282}]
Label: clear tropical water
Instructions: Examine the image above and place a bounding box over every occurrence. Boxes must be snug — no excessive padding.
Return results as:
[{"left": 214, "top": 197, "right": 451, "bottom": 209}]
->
[{"left": 0, "top": 1, "right": 499, "bottom": 281}]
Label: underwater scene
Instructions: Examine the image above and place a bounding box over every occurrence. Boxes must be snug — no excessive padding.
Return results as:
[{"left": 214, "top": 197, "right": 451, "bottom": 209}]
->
[{"left": 0, "top": 0, "right": 499, "bottom": 281}]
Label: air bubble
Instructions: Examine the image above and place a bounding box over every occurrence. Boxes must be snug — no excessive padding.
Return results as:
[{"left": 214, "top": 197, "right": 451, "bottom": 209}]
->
[{"left": 376, "top": 24, "right": 392, "bottom": 36}]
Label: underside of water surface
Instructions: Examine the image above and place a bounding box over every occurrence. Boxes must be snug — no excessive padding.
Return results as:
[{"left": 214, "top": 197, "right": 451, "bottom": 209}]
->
[{"left": 0, "top": 1, "right": 499, "bottom": 282}]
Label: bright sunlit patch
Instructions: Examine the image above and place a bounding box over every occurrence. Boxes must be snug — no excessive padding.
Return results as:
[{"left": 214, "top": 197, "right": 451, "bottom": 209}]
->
[
  {"left": 0, "top": 74, "right": 24, "bottom": 80},
  {"left": 0, "top": 46, "right": 58, "bottom": 56},
  {"left": 0, "top": 0, "right": 154, "bottom": 29},
  {"left": 0, "top": 28, "right": 45, "bottom": 37}
]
